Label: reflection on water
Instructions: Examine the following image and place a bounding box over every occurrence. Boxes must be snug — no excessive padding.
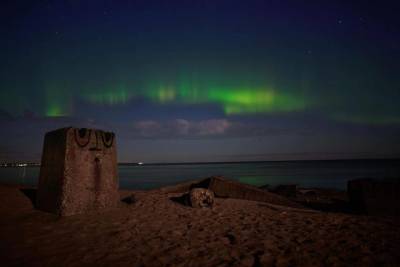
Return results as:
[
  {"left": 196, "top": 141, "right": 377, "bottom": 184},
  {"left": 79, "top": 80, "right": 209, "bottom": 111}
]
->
[{"left": 0, "top": 160, "right": 399, "bottom": 190}]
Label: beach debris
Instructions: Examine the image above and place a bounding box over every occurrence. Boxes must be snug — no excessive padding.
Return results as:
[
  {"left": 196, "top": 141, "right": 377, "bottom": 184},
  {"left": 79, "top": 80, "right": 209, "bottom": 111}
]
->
[
  {"left": 190, "top": 176, "right": 303, "bottom": 208},
  {"left": 189, "top": 188, "right": 214, "bottom": 208},
  {"left": 36, "top": 127, "right": 120, "bottom": 216},
  {"left": 163, "top": 176, "right": 304, "bottom": 208},
  {"left": 348, "top": 178, "right": 400, "bottom": 216}
]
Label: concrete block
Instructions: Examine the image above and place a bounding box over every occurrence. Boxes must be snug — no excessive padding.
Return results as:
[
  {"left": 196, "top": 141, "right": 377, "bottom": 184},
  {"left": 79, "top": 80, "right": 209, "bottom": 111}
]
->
[{"left": 37, "top": 127, "right": 119, "bottom": 216}]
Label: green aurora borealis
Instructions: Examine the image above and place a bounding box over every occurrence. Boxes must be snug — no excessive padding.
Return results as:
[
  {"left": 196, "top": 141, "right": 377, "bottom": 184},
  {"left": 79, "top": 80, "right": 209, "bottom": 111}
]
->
[
  {"left": 30, "top": 75, "right": 399, "bottom": 125},
  {"left": 80, "top": 84, "right": 308, "bottom": 115},
  {"left": 1, "top": 0, "right": 400, "bottom": 162},
  {"left": 2, "top": 60, "right": 399, "bottom": 127}
]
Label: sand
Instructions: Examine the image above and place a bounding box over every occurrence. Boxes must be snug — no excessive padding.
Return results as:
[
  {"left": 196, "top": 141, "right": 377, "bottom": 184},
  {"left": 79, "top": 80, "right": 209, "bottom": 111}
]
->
[{"left": 1, "top": 183, "right": 400, "bottom": 267}]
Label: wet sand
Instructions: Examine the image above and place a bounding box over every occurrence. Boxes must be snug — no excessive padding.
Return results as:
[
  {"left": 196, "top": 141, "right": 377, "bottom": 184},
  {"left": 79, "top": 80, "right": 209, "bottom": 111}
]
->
[{"left": 1, "top": 183, "right": 399, "bottom": 267}]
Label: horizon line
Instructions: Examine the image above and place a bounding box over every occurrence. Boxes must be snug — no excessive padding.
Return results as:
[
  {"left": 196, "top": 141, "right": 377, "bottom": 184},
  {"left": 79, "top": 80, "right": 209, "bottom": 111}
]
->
[
  {"left": 118, "top": 157, "right": 400, "bottom": 166},
  {"left": 2, "top": 157, "right": 400, "bottom": 166}
]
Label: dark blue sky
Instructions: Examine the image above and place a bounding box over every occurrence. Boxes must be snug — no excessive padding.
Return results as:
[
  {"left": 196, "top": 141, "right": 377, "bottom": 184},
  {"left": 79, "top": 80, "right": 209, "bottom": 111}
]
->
[{"left": 1, "top": 0, "right": 400, "bottom": 162}]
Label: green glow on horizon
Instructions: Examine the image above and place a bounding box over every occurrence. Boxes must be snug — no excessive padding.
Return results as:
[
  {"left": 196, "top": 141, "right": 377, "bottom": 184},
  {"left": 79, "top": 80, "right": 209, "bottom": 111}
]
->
[
  {"left": 84, "top": 86, "right": 131, "bottom": 105},
  {"left": 45, "top": 85, "right": 70, "bottom": 117},
  {"left": 145, "top": 84, "right": 307, "bottom": 115},
  {"left": 147, "top": 86, "right": 176, "bottom": 103},
  {"left": 83, "top": 81, "right": 308, "bottom": 115},
  {"left": 46, "top": 104, "right": 67, "bottom": 117},
  {"left": 208, "top": 89, "right": 275, "bottom": 105},
  {"left": 4, "top": 81, "right": 399, "bottom": 123},
  {"left": 207, "top": 88, "right": 306, "bottom": 114}
]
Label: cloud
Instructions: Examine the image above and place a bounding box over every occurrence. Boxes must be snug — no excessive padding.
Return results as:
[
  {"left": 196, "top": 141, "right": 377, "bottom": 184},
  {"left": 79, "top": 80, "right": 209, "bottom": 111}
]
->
[
  {"left": 133, "top": 119, "right": 231, "bottom": 138},
  {"left": 128, "top": 116, "right": 324, "bottom": 139},
  {"left": 170, "top": 119, "right": 190, "bottom": 135},
  {"left": 134, "top": 120, "right": 163, "bottom": 137},
  {"left": 128, "top": 112, "right": 400, "bottom": 140},
  {"left": 195, "top": 119, "right": 231, "bottom": 135}
]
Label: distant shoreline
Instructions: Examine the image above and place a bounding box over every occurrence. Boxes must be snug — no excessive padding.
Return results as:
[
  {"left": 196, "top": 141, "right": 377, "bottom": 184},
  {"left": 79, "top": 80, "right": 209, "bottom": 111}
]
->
[
  {"left": 118, "top": 157, "right": 400, "bottom": 166},
  {"left": 1, "top": 157, "right": 400, "bottom": 168}
]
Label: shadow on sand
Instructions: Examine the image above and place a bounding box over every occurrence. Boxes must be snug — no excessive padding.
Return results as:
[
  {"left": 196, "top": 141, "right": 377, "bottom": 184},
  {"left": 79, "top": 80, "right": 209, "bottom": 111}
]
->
[
  {"left": 19, "top": 188, "right": 138, "bottom": 207},
  {"left": 170, "top": 194, "right": 189, "bottom": 206},
  {"left": 299, "top": 199, "right": 353, "bottom": 214},
  {"left": 20, "top": 188, "right": 37, "bottom": 208},
  {"left": 121, "top": 195, "right": 136, "bottom": 205}
]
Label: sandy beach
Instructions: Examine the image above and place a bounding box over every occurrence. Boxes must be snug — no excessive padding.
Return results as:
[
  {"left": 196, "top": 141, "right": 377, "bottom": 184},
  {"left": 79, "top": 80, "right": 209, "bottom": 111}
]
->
[{"left": 1, "top": 183, "right": 399, "bottom": 267}]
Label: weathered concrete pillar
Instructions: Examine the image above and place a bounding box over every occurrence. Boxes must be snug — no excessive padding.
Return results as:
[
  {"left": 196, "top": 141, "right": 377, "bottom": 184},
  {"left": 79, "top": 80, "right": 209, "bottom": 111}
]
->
[{"left": 37, "top": 127, "right": 119, "bottom": 216}]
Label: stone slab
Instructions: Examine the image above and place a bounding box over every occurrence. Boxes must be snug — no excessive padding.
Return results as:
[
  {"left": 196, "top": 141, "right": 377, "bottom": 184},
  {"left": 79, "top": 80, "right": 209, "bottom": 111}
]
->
[{"left": 37, "top": 127, "right": 119, "bottom": 216}]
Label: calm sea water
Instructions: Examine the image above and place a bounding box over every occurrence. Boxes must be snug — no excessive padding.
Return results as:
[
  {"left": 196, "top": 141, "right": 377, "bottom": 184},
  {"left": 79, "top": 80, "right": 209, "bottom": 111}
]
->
[{"left": 1, "top": 160, "right": 399, "bottom": 190}]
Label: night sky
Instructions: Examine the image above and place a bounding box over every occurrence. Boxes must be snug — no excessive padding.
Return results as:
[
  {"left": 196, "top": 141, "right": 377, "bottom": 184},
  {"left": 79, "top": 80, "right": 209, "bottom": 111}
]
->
[{"left": 1, "top": 0, "right": 400, "bottom": 163}]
